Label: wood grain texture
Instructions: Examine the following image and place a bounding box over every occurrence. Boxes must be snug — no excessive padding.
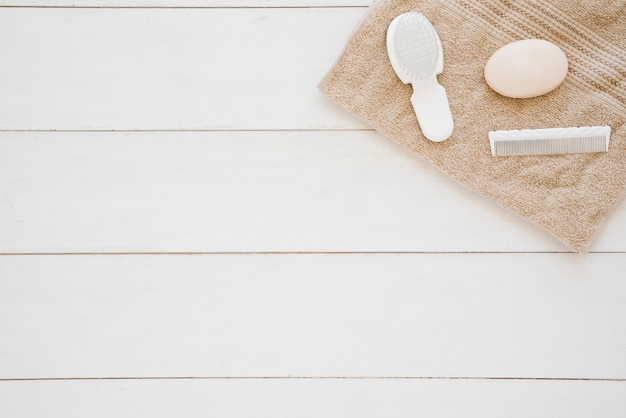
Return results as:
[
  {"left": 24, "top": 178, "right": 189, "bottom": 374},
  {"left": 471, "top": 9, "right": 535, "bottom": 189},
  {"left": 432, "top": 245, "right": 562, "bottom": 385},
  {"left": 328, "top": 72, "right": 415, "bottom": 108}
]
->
[
  {"left": 1, "top": 3, "right": 625, "bottom": 413},
  {"left": 0, "top": 7, "right": 367, "bottom": 130},
  {"left": 1, "top": 254, "right": 625, "bottom": 379},
  {"left": 4, "top": 131, "right": 625, "bottom": 253},
  {"left": 1, "top": 378, "right": 625, "bottom": 418}
]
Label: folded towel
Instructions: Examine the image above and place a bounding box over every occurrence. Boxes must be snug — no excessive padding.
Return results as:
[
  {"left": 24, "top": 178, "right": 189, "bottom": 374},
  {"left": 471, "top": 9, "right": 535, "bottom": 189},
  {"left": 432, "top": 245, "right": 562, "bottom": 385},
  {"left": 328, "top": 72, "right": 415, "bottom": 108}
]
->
[{"left": 319, "top": 0, "right": 626, "bottom": 252}]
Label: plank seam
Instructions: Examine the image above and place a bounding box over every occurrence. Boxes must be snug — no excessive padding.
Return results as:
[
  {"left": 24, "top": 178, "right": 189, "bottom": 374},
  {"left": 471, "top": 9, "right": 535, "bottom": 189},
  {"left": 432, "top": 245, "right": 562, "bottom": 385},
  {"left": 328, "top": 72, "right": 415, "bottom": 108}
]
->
[
  {"left": 0, "top": 5, "right": 369, "bottom": 9},
  {"left": 3, "top": 251, "right": 624, "bottom": 255},
  {"left": 0, "top": 129, "right": 376, "bottom": 133},
  {"left": 1, "top": 376, "right": 625, "bottom": 382}
]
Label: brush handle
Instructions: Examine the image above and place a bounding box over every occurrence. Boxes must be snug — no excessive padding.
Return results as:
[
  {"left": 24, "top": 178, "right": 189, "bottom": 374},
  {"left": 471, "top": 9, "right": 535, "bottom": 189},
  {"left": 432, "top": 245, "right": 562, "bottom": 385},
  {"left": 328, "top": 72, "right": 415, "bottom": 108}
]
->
[{"left": 410, "top": 80, "right": 454, "bottom": 142}]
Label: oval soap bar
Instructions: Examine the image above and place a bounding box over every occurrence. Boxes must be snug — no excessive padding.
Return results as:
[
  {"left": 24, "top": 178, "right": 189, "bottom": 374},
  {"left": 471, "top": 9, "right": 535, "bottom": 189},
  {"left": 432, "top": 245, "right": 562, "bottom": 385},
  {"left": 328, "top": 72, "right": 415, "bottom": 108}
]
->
[{"left": 484, "top": 39, "right": 568, "bottom": 98}]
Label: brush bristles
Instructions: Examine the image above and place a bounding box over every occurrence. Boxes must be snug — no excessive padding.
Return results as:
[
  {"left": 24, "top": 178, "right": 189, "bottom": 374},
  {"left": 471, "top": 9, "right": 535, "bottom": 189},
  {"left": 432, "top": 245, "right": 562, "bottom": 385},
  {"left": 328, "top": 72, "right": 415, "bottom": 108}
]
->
[
  {"left": 489, "top": 126, "right": 611, "bottom": 157},
  {"left": 390, "top": 13, "right": 439, "bottom": 80}
]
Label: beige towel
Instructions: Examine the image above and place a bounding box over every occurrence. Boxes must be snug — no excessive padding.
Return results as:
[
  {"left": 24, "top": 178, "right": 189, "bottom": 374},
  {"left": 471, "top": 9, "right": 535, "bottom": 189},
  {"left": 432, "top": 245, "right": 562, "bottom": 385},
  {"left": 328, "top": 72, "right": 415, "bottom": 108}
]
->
[{"left": 319, "top": 0, "right": 626, "bottom": 252}]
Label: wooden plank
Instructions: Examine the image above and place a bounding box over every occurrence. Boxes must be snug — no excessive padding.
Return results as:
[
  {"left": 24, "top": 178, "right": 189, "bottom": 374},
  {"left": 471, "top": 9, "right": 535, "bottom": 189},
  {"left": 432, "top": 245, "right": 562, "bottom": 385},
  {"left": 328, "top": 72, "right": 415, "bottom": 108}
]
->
[
  {"left": 0, "top": 1, "right": 372, "bottom": 6},
  {"left": 1, "top": 378, "right": 625, "bottom": 417},
  {"left": 4, "top": 131, "right": 623, "bottom": 253},
  {"left": 1, "top": 254, "right": 625, "bottom": 379},
  {"left": 0, "top": 7, "right": 368, "bottom": 130}
]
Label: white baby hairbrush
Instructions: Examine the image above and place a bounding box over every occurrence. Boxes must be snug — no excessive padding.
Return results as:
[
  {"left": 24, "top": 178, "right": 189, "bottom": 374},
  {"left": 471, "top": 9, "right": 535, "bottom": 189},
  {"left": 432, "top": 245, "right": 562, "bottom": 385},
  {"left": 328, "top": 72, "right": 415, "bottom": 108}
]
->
[{"left": 387, "top": 12, "right": 453, "bottom": 142}]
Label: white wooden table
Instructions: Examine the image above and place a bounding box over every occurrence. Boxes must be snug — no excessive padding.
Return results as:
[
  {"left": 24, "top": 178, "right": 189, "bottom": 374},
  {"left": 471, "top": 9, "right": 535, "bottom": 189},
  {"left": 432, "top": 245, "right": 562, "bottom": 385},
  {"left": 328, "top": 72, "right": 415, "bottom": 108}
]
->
[{"left": 1, "top": 1, "right": 625, "bottom": 416}]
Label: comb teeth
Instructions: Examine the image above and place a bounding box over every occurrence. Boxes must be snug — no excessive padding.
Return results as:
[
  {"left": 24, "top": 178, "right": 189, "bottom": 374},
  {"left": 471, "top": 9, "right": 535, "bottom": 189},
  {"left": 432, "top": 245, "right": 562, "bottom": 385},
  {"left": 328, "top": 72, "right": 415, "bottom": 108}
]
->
[{"left": 489, "top": 126, "right": 611, "bottom": 156}]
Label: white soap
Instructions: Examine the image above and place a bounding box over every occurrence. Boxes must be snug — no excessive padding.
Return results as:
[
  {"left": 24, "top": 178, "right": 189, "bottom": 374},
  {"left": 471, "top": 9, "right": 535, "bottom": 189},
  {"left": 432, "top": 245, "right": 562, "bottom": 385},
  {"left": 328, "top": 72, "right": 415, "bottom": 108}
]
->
[{"left": 484, "top": 39, "right": 568, "bottom": 99}]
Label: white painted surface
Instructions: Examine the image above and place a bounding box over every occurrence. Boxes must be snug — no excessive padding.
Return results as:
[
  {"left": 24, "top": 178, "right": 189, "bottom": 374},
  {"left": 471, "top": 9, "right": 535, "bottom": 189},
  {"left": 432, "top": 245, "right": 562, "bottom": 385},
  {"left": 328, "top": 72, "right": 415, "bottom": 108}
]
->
[
  {"left": 0, "top": 7, "right": 367, "bottom": 130},
  {"left": 0, "top": 2, "right": 624, "bottom": 416},
  {"left": 1, "top": 254, "right": 625, "bottom": 379},
  {"left": 1, "top": 379, "right": 625, "bottom": 418}
]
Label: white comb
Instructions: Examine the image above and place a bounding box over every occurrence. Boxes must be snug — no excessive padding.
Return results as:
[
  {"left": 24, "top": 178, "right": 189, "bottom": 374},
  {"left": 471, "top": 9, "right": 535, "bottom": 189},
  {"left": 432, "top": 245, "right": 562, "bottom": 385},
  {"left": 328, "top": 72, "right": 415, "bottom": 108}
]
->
[
  {"left": 489, "top": 126, "right": 611, "bottom": 157},
  {"left": 387, "top": 12, "right": 454, "bottom": 142}
]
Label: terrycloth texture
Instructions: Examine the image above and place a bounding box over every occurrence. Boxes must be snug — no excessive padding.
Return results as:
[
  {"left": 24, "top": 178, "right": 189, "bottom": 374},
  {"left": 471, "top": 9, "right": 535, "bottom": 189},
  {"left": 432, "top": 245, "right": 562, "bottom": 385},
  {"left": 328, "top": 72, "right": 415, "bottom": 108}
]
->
[{"left": 319, "top": 0, "right": 626, "bottom": 252}]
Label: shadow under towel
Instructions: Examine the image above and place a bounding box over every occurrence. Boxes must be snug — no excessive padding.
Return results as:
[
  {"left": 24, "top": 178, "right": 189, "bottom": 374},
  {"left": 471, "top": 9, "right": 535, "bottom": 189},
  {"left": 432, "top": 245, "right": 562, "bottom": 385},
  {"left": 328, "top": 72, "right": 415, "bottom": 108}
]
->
[{"left": 319, "top": 0, "right": 626, "bottom": 252}]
